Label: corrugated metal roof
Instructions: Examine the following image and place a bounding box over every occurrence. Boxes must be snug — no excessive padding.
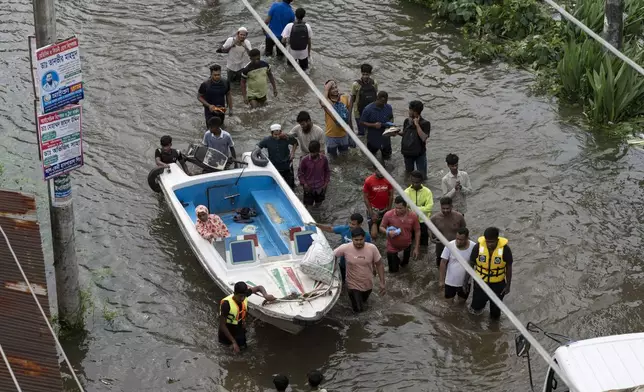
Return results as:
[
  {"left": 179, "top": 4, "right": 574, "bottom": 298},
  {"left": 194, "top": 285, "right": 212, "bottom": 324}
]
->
[{"left": 0, "top": 189, "right": 63, "bottom": 392}]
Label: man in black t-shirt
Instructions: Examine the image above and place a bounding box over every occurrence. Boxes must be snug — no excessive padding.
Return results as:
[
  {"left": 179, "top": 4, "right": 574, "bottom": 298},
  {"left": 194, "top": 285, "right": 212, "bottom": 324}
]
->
[
  {"left": 219, "top": 282, "right": 277, "bottom": 352},
  {"left": 397, "top": 100, "right": 431, "bottom": 178},
  {"left": 155, "top": 135, "right": 188, "bottom": 172},
  {"left": 198, "top": 64, "right": 233, "bottom": 127}
]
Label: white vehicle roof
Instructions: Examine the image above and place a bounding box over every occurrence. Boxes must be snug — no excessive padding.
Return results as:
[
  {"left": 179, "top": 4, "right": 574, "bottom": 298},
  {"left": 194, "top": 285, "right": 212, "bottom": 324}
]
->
[{"left": 553, "top": 333, "right": 644, "bottom": 392}]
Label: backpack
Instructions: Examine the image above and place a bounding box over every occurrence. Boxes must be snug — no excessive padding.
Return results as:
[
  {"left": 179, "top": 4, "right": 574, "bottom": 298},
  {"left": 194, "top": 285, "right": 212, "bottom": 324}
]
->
[
  {"left": 400, "top": 119, "right": 423, "bottom": 156},
  {"left": 289, "top": 22, "right": 309, "bottom": 51},
  {"left": 357, "top": 79, "right": 377, "bottom": 114}
]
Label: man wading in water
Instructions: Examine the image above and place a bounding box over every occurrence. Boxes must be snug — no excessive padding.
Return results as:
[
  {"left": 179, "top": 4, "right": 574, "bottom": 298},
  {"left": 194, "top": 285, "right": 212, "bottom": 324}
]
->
[
  {"left": 466, "top": 227, "right": 513, "bottom": 319},
  {"left": 218, "top": 27, "right": 252, "bottom": 84},
  {"left": 241, "top": 49, "right": 278, "bottom": 108},
  {"left": 198, "top": 64, "right": 232, "bottom": 126},
  {"left": 333, "top": 228, "right": 385, "bottom": 312},
  {"left": 430, "top": 196, "right": 466, "bottom": 269},
  {"left": 219, "top": 282, "right": 276, "bottom": 352}
]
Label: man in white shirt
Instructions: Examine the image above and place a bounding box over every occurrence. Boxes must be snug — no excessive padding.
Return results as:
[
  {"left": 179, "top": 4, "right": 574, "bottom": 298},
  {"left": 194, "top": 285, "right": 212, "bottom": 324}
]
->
[
  {"left": 288, "top": 111, "right": 325, "bottom": 155},
  {"left": 42, "top": 72, "right": 59, "bottom": 92},
  {"left": 219, "top": 27, "right": 252, "bottom": 83},
  {"left": 439, "top": 227, "right": 475, "bottom": 302},
  {"left": 441, "top": 153, "right": 472, "bottom": 216},
  {"left": 281, "top": 8, "right": 312, "bottom": 71}
]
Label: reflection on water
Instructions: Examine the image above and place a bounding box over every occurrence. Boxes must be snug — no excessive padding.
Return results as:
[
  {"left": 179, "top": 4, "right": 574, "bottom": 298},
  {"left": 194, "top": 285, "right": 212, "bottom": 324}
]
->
[{"left": 2, "top": 0, "right": 644, "bottom": 390}]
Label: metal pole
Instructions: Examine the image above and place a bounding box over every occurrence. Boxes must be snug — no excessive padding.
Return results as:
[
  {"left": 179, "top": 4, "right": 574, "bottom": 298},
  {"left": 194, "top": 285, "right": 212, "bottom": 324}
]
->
[
  {"left": 33, "top": 0, "right": 83, "bottom": 329},
  {"left": 603, "top": 0, "right": 624, "bottom": 49}
]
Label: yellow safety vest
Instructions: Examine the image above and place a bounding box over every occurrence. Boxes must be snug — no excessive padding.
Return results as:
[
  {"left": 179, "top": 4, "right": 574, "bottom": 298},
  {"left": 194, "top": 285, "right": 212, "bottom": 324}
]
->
[
  {"left": 475, "top": 236, "right": 508, "bottom": 283},
  {"left": 220, "top": 295, "right": 248, "bottom": 325}
]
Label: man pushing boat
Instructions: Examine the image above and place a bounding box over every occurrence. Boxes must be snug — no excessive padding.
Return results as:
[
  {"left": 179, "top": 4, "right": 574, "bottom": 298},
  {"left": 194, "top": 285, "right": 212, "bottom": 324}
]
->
[{"left": 219, "top": 281, "right": 277, "bottom": 352}]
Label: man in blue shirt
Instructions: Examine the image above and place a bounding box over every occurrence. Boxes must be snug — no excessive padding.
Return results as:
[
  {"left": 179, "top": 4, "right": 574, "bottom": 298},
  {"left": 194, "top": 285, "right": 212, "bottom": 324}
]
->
[
  {"left": 203, "top": 117, "right": 236, "bottom": 161},
  {"left": 257, "top": 123, "right": 297, "bottom": 188},
  {"left": 360, "top": 91, "right": 394, "bottom": 160},
  {"left": 264, "top": 0, "right": 295, "bottom": 58},
  {"left": 310, "top": 213, "right": 372, "bottom": 284}
]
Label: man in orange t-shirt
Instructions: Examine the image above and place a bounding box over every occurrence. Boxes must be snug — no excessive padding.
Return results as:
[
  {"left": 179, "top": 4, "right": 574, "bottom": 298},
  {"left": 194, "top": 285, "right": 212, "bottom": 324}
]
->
[
  {"left": 320, "top": 80, "right": 352, "bottom": 156},
  {"left": 363, "top": 163, "right": 393, "bottom": 239}
]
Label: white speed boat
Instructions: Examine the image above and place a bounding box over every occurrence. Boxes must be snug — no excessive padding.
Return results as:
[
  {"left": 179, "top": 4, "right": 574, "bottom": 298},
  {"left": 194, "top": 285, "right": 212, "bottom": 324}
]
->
[{"left": 148, "top": 145, "right": 341, "bottom": 334}]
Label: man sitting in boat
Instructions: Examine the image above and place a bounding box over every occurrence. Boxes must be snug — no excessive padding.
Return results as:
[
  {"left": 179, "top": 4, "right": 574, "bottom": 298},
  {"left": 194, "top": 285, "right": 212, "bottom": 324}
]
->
[
  {"left": 219, "top": 281, "right": 276, "bottom": 352},
  {"left": 195, "top": 205, "right": 230, "bottom": 241}
]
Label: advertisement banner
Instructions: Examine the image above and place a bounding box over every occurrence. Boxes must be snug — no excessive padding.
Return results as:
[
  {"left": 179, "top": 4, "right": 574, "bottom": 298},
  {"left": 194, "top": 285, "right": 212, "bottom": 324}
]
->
[
  {"left": 37, "top": 105, "right": 84, "bottom": 181},
  {"left": 35, "top": 36, "right": 84, "bottom": 114}
]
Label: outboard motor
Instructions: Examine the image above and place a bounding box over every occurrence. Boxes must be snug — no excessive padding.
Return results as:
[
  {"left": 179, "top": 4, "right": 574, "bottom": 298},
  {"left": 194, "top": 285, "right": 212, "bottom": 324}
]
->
[{"left": 185, "top": 143, "right": 229, "bottom": 173}]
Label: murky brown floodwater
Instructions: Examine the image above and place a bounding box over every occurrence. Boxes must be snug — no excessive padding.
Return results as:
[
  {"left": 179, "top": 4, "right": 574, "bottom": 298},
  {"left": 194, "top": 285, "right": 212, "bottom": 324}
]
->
[{"left": 3, "top": 0, "right": 644, "bottom": 390}]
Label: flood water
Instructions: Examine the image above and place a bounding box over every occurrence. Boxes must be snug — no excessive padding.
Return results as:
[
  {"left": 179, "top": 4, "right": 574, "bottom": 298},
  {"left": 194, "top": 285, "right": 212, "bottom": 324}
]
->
[{"left": 2, "top": 0, "right": 644, "bottom": 390}]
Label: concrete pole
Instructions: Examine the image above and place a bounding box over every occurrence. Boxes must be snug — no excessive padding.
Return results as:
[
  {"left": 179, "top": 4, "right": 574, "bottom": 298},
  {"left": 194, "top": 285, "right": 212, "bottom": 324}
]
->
[
  {"left": 33, "top": 0, "right": 83, "bottom": 329},
  {"left": 603, "top": 0, "right": 624, "bottom": 49}
]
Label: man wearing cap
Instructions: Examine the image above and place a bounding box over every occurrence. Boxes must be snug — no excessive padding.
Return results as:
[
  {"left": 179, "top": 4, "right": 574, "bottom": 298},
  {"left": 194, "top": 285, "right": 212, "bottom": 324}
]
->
[
  {"left": 219, "top": 27, "right": 252, "bottom": 83},
  {"left": 257, "top": 124, "right": 298, "bottom": 188},
  {"left": 219, "top": 281, "right": 276, "bottom": 352}
]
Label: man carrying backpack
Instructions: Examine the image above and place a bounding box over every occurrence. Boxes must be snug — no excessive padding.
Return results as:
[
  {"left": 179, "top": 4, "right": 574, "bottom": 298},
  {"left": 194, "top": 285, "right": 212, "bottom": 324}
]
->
[
  {"left": 397, "top": 100, "right": 431, "bottom": 177},
  {"left": 281, "top": 8, "right": 312, "bottom": 71},
  {"left": 350, "top": 64, "right": 378, "bottom": 136}
]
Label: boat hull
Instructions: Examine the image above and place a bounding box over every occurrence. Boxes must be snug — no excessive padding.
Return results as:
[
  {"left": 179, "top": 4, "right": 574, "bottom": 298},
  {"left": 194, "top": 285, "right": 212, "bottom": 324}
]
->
[{"left": 155, "top": 152, "right": 340, "bottom": 334}]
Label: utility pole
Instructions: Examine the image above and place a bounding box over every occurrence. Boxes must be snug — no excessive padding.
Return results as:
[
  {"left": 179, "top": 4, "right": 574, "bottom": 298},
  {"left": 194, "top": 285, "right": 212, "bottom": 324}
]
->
[
  {"left": 33, "top": 0, "right": 83, "bottom": 329},
  {"left": 603, "top": 0, "right": 624, "bottom": 49}
]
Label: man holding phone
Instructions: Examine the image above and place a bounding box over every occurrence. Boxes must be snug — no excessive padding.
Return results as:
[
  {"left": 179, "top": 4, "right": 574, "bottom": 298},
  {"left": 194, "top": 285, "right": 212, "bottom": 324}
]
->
[{"left": 441, "top": 153, "right": 472, "bottom": 216}]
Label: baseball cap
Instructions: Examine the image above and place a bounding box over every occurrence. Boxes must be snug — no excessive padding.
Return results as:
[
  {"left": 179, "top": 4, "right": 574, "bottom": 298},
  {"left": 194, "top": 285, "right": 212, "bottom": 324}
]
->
[{"left": 270, "top": 124, "right": 282, "bottom": 132}]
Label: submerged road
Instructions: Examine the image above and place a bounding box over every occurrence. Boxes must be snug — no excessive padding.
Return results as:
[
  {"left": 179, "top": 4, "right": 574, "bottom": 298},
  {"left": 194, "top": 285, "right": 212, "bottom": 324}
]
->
[{"left": 2, "top": 0, "right": 644, "bottom": 390}]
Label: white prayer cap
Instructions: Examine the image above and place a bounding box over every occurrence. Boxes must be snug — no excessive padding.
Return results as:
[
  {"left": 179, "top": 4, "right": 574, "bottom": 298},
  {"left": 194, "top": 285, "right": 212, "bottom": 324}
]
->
[
  {"left": 270, "top": 124, "right": 282, "bottom": 132},
  {"left": 238, "top": 26, "right": 248, "bottom": 33}
]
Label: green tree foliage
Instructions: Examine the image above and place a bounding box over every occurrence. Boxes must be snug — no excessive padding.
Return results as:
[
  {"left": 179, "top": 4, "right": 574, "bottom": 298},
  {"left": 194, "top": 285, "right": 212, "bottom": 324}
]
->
[{"left": 409, "top": 0, "right": 644, "bottom": 127}]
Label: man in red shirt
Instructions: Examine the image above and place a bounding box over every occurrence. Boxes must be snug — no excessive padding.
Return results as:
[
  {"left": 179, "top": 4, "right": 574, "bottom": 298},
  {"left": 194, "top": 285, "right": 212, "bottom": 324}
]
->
[
  {"left": 362, "top": 163, "right": 394, "bottom": 239},
  {"left": 379, "top": 196, "right": 421, "bottom": 272}
]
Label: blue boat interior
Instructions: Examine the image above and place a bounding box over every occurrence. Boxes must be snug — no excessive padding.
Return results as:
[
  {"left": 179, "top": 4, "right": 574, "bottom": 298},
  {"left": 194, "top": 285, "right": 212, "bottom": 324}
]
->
[{"left": 175, "top": 175, "right": 315, "bottom": 259}]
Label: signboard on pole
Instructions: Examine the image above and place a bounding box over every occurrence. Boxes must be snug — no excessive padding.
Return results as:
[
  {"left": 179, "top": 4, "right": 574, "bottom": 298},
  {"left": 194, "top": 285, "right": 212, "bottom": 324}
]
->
[
  {"left": 37, "top": 105, "right": 83, "bottom": 181},
  {"left": 35, "top": 36, "right": 84, "bottom": 114}
]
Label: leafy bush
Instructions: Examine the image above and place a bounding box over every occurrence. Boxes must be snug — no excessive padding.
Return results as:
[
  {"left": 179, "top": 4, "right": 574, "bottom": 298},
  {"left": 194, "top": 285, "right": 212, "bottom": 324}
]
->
[
  {"left": 556, "top": 39, "right": 603, "bottom": 102},
  {"left": 586, "top": 43, "right": 644, "bottom": 123},
  {"left": 409, "top": 0, "right": 644, "bottom": 126}
]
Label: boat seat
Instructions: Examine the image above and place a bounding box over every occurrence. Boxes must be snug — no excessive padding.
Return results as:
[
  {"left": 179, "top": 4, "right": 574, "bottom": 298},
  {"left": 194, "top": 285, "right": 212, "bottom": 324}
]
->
[
  {"left": 288, "top": 226, "right": 316, "bottom": 255},
  {"left": 249, "top": 190, "right": 297, "bottom": 254},
  {"left": 224, "top": 236, "right": 259, "bottom": 265}
]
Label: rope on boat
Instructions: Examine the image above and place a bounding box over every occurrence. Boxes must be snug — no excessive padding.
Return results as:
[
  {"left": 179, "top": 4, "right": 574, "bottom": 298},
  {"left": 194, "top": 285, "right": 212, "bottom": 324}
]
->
[
  {"left": 0, "top": 224, "right": 87, "bottom": 392},
  {"left": 262, "top": 263, "right": 341, "bottom": 305},
  {"left": 239, "top": 1, "right": 582, "bottom": 390}
]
